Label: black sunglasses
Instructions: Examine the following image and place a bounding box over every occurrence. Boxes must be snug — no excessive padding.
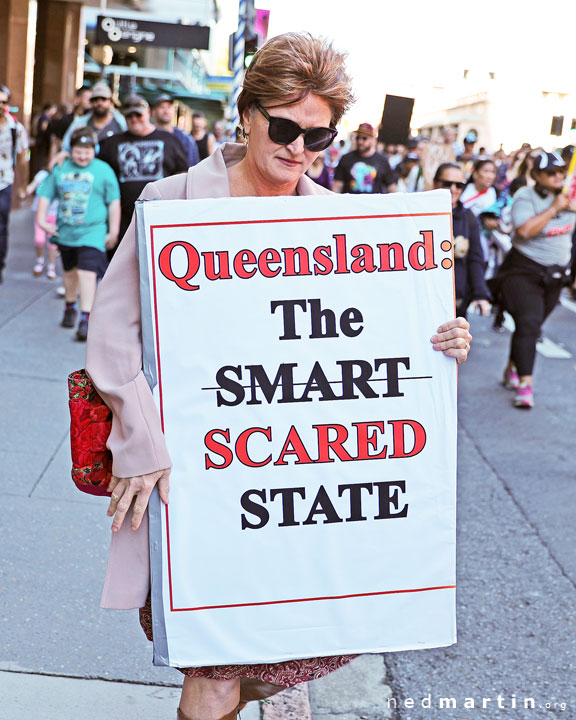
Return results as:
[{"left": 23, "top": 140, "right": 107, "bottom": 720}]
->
[
  {"left": 542, "top": 168, "right": 565, "bottom": 176},
  {"left": 439, "top": 179, "right": 466, "bottom": 190},
  {"left": 256, "top": 105, "right": 337, "bottom": 151}
]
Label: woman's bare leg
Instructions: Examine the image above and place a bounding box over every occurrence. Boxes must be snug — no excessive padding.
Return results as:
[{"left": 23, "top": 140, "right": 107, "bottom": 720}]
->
[{"left": 179, "top": 676, "right": 241, "bottom": 720}]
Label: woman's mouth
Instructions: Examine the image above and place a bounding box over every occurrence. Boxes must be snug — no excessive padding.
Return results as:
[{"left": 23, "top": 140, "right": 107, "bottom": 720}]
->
[{"left": 278, "top": 157, "right": 300, "bottom": 168}]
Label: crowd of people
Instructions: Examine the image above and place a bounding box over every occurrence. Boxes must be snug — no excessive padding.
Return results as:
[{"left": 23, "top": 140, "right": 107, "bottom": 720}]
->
[
  {"left": 0, "top": 82, "right": 233, "bottom": 338},
  {"left": 303, "top": 125, "right": 576, "bottom": 409},
  {"left": 1, "top": 77, "right": 575, "bottom": 409}
]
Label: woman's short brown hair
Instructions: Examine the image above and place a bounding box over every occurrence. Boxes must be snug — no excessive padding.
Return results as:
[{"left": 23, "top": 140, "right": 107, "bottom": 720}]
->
[{"left": 237, "top": 32, "right": 354, "bottom": 128}]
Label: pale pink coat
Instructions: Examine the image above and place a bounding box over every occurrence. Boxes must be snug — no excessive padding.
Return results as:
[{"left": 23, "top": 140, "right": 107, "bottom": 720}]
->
[{"left": 86, "top": 143, "right": 332, "bottom": 609}]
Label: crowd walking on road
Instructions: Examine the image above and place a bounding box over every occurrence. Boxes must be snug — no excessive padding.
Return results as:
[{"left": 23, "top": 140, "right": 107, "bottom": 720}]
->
[{"left": 3, "top": 72, "right": 575, "bottom": 379}]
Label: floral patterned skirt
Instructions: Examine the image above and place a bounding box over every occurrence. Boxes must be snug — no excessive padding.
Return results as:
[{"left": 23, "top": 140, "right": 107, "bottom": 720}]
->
[{"left": 139, "top": 596, "right": 356, "bottom": 687}]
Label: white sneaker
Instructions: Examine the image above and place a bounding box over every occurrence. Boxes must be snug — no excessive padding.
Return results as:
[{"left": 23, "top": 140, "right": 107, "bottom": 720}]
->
[{"left": 33, "top": 259, "right": 45, "bottom": 276}]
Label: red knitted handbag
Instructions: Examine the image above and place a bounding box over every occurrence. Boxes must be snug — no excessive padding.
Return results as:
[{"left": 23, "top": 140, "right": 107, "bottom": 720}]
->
[{"left": 68, "top": 369, "right": 112, "bottom": 496}]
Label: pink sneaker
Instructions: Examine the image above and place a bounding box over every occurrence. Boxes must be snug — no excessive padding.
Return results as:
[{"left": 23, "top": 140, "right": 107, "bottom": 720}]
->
[
  {"left": 514, "top": 381, "right": 534, "bottom": 409},
  {"left": 502, "top": 366, "right": 520, "bottom": 391}
]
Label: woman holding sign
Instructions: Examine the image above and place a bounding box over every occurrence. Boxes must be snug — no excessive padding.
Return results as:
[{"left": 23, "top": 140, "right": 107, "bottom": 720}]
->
[{"left": 86, "top": 32, "right": 472, "bottom": 720}]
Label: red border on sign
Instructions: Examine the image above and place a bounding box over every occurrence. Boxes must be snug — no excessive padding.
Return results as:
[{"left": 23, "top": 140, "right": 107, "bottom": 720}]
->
[{"left": 148, "top": 211, "right": 456, "bottom": 613}]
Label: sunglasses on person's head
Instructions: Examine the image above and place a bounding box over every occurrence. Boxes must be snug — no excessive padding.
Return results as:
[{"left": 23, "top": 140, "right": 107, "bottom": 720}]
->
[
  {"left": 256, "top": 105, "right": 337, "bottom": 152},
  {"left": 438, "top": 179, "right": 466, "bottom": 190}
]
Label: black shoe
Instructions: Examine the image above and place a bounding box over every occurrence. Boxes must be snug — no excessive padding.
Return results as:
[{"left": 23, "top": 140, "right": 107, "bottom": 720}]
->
[
  {"left": 61, "top": 306, "right": 78, "bottom": 328},
  {"left": 75, "top": 316, "right": 89, "bottom": 342}
]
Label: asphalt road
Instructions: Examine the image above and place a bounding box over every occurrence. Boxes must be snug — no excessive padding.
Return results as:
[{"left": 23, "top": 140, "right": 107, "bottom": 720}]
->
[{"left": 1, "top": 207, "right": 574, "bottom": 719}]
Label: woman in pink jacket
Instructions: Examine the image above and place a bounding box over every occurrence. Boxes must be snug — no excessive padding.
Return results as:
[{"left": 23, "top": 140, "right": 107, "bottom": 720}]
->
[{"left": 86, "top": 32, "right": 472, "bottom": 720}]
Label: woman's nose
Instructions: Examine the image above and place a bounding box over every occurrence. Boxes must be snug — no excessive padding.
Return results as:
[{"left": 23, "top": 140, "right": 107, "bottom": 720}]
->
[{"left": 286, "top": 133, "right": 306, "bottom": 154}]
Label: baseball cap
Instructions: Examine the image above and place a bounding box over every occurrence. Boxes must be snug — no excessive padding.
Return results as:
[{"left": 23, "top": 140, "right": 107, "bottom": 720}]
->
[
  {"left": 152, "top": 93, "right": 173, "bottom": 107},
  {"left": 70, "top": 127, "right": 98, "bottom": 148},
  {"left": 533, "top": 150, "right": 566, "bottom": 172},
  {"left": 90, "top": 82, "right": 112, "bottom": 100},
  {"left": 464, "top": 131, "right": 477, "bottom": 144},
  {"left": 355, "top": 123, "right": 377, "bottom": 137},
  {"left": 121, "top": 95, "right": 149, "bottom": 115}
]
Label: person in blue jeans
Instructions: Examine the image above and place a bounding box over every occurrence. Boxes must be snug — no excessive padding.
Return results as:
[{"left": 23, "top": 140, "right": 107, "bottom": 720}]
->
[{"left": 36, "top": 127, "right": 120, "bottom": 341}]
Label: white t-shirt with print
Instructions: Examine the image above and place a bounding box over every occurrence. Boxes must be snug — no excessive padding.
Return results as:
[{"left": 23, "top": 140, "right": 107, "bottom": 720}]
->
[{"left": 0, "top": 116, "right": 29, "bottom": 191}]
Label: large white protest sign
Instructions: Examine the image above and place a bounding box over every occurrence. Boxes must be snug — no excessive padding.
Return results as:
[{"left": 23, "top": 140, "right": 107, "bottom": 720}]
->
[{"left": 137, "top": 191, "right": 457, "bottom": 668}]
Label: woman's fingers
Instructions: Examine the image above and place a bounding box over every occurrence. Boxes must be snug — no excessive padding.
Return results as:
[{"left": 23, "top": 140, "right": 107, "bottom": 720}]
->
[
  {"left": 111, "top": 481, "right": 137, "bottom": 533},
  {"left": 131, "top": 487, "right": 151, "bottom": 531},
  {"left": 105, "top": 470, "right": 171, "bottom": 533},
  {"left": 107, "top": 476, "right": 126, "bottom": 517},
  {"left": 157, "top": 470, "right": 171, "bottom": 506},
  {"left": 430, "top": 317, "right": 472, "bottom": 364},
  {"left": 442, "top": 346, "right": 470, "bottom": 364},
  {"left": 431, "top": 334, "right": 470, "bottom": 351}
]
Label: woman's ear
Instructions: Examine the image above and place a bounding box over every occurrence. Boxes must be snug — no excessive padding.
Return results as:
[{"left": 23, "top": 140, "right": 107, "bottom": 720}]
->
[{"left": 241, "top": 106, "right": 253, "bottom": 138}]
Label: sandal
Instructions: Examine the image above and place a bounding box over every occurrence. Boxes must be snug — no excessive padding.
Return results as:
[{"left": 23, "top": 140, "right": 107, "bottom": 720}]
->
[
  {"left": 177, "top": 703, "right": 245, "bottom": 720},
  {"left": 46, "top": 264, "right": 57, "bottom": 280},
  {"left": 33, "top": 259, "right": 45, "bottom": 276}
]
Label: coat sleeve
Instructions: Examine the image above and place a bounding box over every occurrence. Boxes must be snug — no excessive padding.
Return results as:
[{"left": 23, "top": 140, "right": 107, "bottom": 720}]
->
[
  {"left": 466, "top": 210, "right": 491, "bottom": 301},
  {"left": 85, "top": 182, "right": 172, "bottom": 478}
]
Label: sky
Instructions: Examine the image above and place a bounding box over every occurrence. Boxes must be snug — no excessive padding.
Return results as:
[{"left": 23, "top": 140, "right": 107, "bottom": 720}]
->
[{"left": 214, "top": 0, "right": 576, "bottom": 133}]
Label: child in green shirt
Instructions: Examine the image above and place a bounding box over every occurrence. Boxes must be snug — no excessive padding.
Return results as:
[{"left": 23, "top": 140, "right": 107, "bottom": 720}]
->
[{"left": 36, "top": 127, "right": 120, "bottom": 341}]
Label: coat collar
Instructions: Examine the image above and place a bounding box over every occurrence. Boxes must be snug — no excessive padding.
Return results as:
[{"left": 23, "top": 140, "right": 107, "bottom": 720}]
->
[{"left": 185, "top": 142, "right": 331, "bottom": 200}]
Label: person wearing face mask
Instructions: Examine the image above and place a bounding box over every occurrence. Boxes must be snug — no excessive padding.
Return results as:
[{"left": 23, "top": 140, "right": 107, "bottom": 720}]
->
[
  {"left": 35, "top": 128, "right": 120, "bottom": 340},
  {"left": 85, "top": 33, "right": 472, "bottom": 720},
  {"left": 497, "top": 151, "right": 576, "bottom": 408}
]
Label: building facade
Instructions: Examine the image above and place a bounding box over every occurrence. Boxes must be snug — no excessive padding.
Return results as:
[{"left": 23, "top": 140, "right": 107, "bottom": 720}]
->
[{"left": 0, "top": 0, "right": 229, "bottom": 133}]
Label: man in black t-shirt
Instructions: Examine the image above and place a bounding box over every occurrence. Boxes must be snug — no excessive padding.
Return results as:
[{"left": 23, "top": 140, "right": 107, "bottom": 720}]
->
[
  {"left": 333, "top": 123, "right": 397, "bottom": 194},
  {"left": 98, "top": 96, "right": 188, "bottom": 254}
]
